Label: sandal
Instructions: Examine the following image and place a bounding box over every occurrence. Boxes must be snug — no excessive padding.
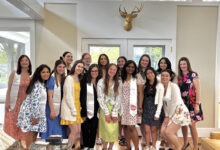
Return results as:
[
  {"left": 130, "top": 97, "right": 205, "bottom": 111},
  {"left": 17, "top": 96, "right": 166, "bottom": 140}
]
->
[
  {"left": 119, "top": 137, "right": 127, "bottom": 146},
  {"left": 96, "top": 138, "right": 102, "bottom": 145},
  {"left": 182, "top": 142, "right": 190, "bottom": 150}
]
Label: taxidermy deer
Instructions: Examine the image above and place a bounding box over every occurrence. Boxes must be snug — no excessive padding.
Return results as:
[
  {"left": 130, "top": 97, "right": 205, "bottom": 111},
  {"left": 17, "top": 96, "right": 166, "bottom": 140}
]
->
[{"left": 119, "top": 4, "right": 143, "bottom": 31}]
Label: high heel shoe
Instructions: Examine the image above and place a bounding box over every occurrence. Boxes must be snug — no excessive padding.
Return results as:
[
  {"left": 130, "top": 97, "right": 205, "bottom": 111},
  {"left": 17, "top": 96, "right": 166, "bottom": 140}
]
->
[{"left": 182, "top": 142, "right": 190, "bottom": 150}]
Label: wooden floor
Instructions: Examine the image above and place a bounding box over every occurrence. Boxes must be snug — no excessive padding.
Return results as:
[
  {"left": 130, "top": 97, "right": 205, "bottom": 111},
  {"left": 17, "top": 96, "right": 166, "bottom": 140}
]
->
[{"left": 74, "top": 138, "right": 202, "bottom": 150}]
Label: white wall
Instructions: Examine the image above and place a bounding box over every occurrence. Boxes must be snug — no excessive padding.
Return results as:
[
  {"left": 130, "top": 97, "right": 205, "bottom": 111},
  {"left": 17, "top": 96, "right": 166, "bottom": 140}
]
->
[{"left": 77, "top": 1, "right": 177, "bottom": 58}]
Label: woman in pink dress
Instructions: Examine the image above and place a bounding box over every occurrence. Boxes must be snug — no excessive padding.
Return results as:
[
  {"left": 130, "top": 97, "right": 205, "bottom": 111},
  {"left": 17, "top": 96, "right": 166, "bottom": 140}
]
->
[{"left": 4, "top": 55, "right": 32, "bottom": 149}]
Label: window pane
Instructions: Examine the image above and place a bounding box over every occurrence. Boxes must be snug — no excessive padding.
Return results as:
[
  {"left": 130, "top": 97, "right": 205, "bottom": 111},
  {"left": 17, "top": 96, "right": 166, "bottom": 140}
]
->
[
  {"left": 89, "top": 45, "right": 120, "bottom": 64},
  {"left": 133, "top": 46, "right": 165, "bottom": 69},
  {"left": 0, "top": 31, "right": 30, "bottom": 125}
]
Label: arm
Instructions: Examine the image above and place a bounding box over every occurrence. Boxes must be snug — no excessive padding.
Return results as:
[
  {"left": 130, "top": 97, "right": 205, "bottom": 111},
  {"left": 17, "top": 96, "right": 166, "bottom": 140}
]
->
[
  {"left": 97, "top": 80, "right": 109, "bottom": 116},
  {"left": 46, "top": 77, "right": 56, "bottom": 120},
  {"left": 154, "top": 84, "right": 164, "bottom": 119},
  {"left": 5, "top": 71, "right": 15, "bottom": 112},
  {"left": 193, "top": 77, "right": 200, "bottom": 114},
  {"left": 111, "top": 82, "right": 122, "bottom": 117},
  {"left": 137, "top": 84, "right": 144, "bottom": 115},
  {"left": 63, "top": 76, "right": 76, "bottom": 116}
]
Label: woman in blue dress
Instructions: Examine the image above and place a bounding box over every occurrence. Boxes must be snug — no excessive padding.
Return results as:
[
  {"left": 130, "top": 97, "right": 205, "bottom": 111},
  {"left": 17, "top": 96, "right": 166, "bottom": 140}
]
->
[
  {"left": 17, "top": 64, "right": 51, "bottom": 149},
  {"left": 41, "top": 59, "right": 67, "bottom": 139}
]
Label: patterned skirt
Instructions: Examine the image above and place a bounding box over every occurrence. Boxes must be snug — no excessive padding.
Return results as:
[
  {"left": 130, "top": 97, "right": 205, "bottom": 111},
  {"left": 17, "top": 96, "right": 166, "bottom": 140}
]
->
[{"left": 169, "top": 104, "right": 191, "bottom": 126}]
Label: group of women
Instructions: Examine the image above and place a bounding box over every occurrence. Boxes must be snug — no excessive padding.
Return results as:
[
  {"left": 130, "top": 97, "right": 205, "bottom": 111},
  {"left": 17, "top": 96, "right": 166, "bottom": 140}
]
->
[{"left": 3, "top": 51, "right": 203, "bottom": 150}]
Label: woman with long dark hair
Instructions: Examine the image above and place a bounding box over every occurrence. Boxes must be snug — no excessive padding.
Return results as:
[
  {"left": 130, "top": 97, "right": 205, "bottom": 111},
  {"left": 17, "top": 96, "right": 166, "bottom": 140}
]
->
[
  {"left": 60, "top": 60, "right": 84, "bottom": 149},
  {"left": 160, "top": 69, "right": 191, "bottom": 150},
  {"left": 97, "top": 63, "right": 121, "bottom": 150},
  {"left": 178, "top": 57, "right": 203, "bottom": 150},
  {"left": 156, "top": 57, "right": 172, "bottom": 82},
  {"left": 121, "top": 60, "right": 139, "bottom": 150},
  {"left": 98, "top": 54, "right": 110, "bottom": 78},
  {"left": 61, "top": 51, "right": 73, "bottom": 75},
  {"left": 80, "top": 64, "right": 100, "bottom": 149},
  {"left": 139, "top": 67, "right": 164, "bottom": 150},
  {"left": 4, "top": 55, "right": 32, "bottom": 149},
  {"left": 17, "top": 64, "right": 51, "bottom": 149},
  {"left": 41, "top": 59, "right": 67, "bottom": 139}
]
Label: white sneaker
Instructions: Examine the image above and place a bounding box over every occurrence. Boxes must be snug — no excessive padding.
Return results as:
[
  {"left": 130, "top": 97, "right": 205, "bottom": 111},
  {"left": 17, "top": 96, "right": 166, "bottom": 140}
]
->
[{"left": 144, "top": 146, "right": 150, "bottom": 150}]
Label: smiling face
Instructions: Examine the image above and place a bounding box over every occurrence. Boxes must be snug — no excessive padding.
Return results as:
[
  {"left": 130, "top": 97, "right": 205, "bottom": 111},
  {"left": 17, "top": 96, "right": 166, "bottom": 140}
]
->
[
  {"left": 63, "top": 53, "right": 73, "bottom": 65},
  {"left": 140, "top": 56, "right": 150, "bottom": 69},
  {"left": 20, "top": 56, "right": 30, "bottom": 69},
  {"left": 108, "top": 65, "right": 117, "bottom": 78},
  {"left": 74, "top": 63, "right": 84, "bottom": 75},
  {"left": 100, "top": 55, "right": 108, "bottom": 66},
  {"left": 179, "top": 60, "right": 188, "bottom": 73},
  {"left": 56, "top": 63, "right": 66, "bottom": 75},
  {"left": 146, "top": 69, "right": 155, "bottom": 82},
  {"left": 161, "top": 71, "right": 171, "bottom": 85},
  {"left": 40, "top": 67, "right": 50, "bottom": 81},
  {"left": 126, "top": 63, "right": 135, "bottom": 75},
  {"left": 91, "top": 66, "right": 99, "bottom": 79},
  {"left": 117, "top": 58, "right": 126, "bottom": 69},
  {"left": 160, "top": 59, "right": 168, "bottom": 71}
]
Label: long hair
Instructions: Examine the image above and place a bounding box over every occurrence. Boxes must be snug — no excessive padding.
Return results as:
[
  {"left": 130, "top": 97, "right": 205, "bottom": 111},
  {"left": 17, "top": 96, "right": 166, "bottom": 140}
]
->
[
  {"left": 156, "top": 57, "right": 171, "bottom": 74},
  {"left": 138, "top": 54, "right": 151, "bottom": 79},
  {"left": 87, "top": 64, "right": 101, "bottom": 84},
  {"left": 104, "top": 64, "right": 119, "bottom": 96},
  {"left": 26, "top": 64, "right": 51, "bottom": 94},
  {"left": 178, "top": 57, "right": 194, "bottom": 79},
  {"left": 161, "top": 69, "right": 176, "bottom": 82},
  {"left": 98, "top": 54, "right": 110, "bottom": 77},
  {"left": 16, "top": 55, "right": 32, "bottom": 75},
  {"left": 52, "top": 59, "right": 66, "bottom": 86},
  {"left": 145, "top": 67, "right": 157, "bottom": 93},
  {"left": 121, "top": 60, "right": 137, "bottom": 83},
  {"left": 69, "top": 60, "right": 84, "bottom": 80},
  {"left": 81, "top": 53, "right": 91, "bottom": 61}
]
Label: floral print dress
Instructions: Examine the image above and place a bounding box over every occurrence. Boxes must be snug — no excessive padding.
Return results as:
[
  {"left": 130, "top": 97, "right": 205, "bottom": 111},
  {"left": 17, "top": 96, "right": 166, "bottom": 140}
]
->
[{"left": 178, "top": 72, "right": 204, "bottom": 123}]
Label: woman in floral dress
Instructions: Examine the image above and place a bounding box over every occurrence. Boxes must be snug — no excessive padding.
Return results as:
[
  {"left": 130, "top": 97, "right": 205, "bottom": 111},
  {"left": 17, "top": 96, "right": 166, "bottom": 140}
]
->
[
  {"left": 178, "top": 57, "right": 203, "bottom": 150},
  {"left": 4, "top": 55, "right": 32, "bottom": 149}
]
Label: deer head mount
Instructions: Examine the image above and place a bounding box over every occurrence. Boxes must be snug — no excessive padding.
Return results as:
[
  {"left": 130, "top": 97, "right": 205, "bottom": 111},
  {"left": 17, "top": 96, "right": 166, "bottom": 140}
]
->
[{"left": 119, "top": 4, "right": 143, "bottom": 31}]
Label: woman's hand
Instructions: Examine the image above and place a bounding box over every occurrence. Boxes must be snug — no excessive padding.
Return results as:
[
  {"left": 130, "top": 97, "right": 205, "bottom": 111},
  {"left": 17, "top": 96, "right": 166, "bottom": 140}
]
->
[
  {"left": 31, "top": 118, "right": 39, "bottom": 125},
  {"left": 105, "top": 115, "right": 111, "bottom": 123},
  {"left": 154, "top": 117, "right": 159, "bottom": 120},
  {"left": 50, "top": 111, "right": 56, "bottom": 120},
  {"left": 163, "top": 117, "right": 170, "bottom": 127},
  {"left": 111, "top": 116, "right": 118, "bottom": 123},
  {"left": 5, "top": 100, "right": 10, "bottom": 112},
  {"left": 194, "top": 104, "right": 200, "bottom": 114},
  {"left": 138, "top": 108, "right": 143, "bottom": 116}
]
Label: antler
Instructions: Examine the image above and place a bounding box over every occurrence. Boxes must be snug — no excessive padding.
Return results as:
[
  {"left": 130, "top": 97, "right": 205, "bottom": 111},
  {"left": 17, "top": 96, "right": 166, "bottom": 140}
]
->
[
  {"left": 119, "top": 5, "right": 127, "bottom": 18},
  {"left": 131, "top": 3, "right": 143, "bottom": 15}
]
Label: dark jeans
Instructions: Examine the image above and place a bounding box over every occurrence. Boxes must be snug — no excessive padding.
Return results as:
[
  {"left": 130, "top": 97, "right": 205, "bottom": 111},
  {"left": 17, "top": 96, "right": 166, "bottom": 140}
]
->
[{"left": 81, "top": 117, "right": 98, "bottom": 148}]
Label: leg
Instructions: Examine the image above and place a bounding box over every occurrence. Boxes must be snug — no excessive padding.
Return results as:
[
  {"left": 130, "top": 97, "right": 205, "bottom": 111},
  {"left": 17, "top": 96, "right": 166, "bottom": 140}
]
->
[
  {"left": 141, "top": 124, "right": 146, "bottom": 146},
  {"left": 129, "top": 125, "right": 139, "bottom": 150},
  {"left": 144, "top": 125, "right": 151, "bottom": 147},
  {"left": 164, "top": 123, "right": 181, "bottom": 150},
  {"left": 81, "top": 118, "right": 89, "bottom": 148},
  {"left": 25, "top": 131, "right": 38, "bottom": 150},
  {"left": 89, "top": 117, "right": 98, "bottom": 148},
  {"left": 189, "top": 122, "right": 199, "bottom": 150},
  {"left": 68, "top": 124, "right": 81, "bottom": 149},
  {"left": 108, "top": 142, "right": 114, "bottom": 150},
  {"left": 102, "top": 141, "right": 108, "bottom": 149},
  {"left": 124, "top": 126, "right": 131, "bottom": 149},
  {"left": 151, "top": 126, "right": 158, "bottom": 149},
  {"left": 181, "top": 126, "right": 189, "bottom": 149}
]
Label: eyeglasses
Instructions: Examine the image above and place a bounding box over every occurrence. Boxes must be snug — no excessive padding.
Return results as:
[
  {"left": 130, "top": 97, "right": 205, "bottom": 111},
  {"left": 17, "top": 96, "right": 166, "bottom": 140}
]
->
[{"left": 91, "top": 70, "right": 98, "bottom": 73}]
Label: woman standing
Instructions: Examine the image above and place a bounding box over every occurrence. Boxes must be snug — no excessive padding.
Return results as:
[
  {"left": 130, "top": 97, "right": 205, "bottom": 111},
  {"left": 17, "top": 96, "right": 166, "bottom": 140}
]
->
[
  {"left": 121, "top": 60, "right": 139, "bottom": 150},
  {"left": 62, "top": 51, "right": 73, "bottom": 75},
  {"left": 97, "top": 64, "right": 121, "bottom": 150},
  {"left": 4, "top": 55, "right": 32, "bottom": 148},
  {"left": 117, "top": 56, "right": 127, "bottom": 146},
  {"left": 137, "top": 54, "right": 151, "bottom": 146},
  {"left": 17, "top": 64, "right": 51, "bottom": 149},
  {"left": 178, "top": 57, "right": 203, "bottom": 150},
  {"left": 139, "top": 67, "right": 164, "bottom": 150},
  {"left": 160, "top": 69, "right": 191, "bottom": 150},
  {"left": 41, "top": 59, "right": 67, "bottom": 139},
  {"left": 80, "top": 64, "right": 100, "bottom": 149},
  {"left": 60, "top": 60, "right": 84, "bottom": 149},
  {"left": 98, "top": 54, "right": 110, "bottom": 78}
]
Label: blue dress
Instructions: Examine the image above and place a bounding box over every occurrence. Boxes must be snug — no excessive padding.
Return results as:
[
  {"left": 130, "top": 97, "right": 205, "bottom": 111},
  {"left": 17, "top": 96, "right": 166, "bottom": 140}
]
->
[{"left": 41, "top": 76, "right": 67, "bottom": 139}]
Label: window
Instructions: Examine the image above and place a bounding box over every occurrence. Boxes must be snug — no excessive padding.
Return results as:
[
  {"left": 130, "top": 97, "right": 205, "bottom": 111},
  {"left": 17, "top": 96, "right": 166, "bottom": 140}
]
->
[{"left": 89, "top": 45, "right": 120, "bottom": 64}]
